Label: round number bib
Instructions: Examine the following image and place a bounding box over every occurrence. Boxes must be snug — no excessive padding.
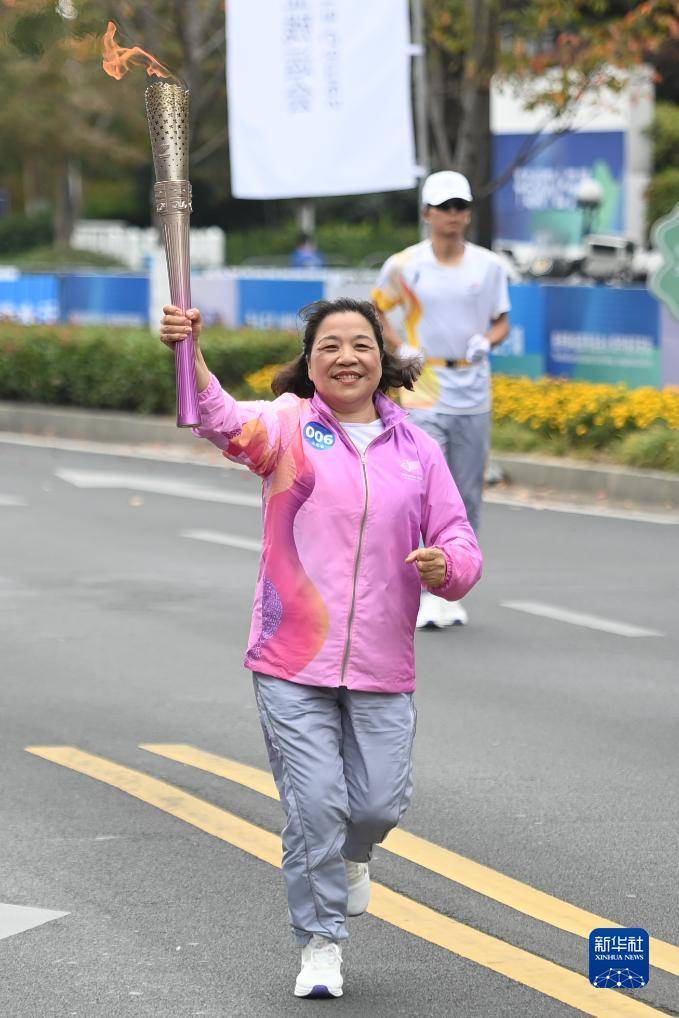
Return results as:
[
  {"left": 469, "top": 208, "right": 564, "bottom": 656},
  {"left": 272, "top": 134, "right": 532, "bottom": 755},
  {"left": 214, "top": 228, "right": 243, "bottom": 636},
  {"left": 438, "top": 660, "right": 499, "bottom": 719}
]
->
[{"left": 303, "top": 422, "right": 336, "bottom": 450}]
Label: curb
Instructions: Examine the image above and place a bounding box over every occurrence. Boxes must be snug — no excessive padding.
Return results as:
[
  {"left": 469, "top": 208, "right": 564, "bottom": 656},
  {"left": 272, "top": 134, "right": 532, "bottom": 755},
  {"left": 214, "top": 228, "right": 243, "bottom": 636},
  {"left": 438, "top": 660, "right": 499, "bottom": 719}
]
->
[
  {"left": 492, "top": 452, "right": 679, "bottom": 510},
  {"left": 0, "top": 400, "right": 196, "bottom": 448},
  {"left": 2, "top": 400, "right": 678, "bottom": 509}
]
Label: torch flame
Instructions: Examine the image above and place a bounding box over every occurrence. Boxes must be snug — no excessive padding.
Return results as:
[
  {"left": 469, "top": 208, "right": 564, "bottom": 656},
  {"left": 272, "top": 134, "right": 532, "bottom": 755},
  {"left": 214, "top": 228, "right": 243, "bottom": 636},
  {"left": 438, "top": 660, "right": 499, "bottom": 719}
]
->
[{"left": 102, "top": 21, "right": 171, "bottom": 80}]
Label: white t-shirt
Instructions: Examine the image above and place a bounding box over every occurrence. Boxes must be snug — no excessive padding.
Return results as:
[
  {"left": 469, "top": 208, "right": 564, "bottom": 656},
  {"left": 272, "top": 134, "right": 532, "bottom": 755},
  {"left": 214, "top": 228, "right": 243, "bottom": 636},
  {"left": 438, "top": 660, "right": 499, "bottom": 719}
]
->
[
  {"left": 342, "top": 418, "right": 385, "bottom": 455},
  {"left": 373, "top": 239, "right": 510, "bottom": 414}
]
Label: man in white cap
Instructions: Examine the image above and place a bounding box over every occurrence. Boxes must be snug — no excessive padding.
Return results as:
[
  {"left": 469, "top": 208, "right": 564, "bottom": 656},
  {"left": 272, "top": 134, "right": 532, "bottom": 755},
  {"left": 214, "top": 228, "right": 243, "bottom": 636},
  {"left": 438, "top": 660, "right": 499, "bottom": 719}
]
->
[{"left": 373, "top": 170, "right": 510, "bottom": 628}]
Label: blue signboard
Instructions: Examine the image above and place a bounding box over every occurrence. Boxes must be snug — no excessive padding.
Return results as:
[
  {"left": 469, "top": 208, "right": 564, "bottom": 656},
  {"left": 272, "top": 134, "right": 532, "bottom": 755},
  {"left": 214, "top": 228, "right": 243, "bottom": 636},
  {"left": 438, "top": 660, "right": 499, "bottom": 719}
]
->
[
  {"left": 60, "top": 273, "right": 149, "bottom": 325},
  {"left": 493, "top": 131, "right": 624, "bottom": 245},
  {"left": 544, "top": 285, "right": 660, "bottom": 387},
  {"left": 0, "top": 272, "right": 59, "bottom": 323},
  {"left": 491, "top": 283, "right": 546, "bottom": 377},
  {"left": 237, "top": 277, "right": 325, "bottom": 330}
]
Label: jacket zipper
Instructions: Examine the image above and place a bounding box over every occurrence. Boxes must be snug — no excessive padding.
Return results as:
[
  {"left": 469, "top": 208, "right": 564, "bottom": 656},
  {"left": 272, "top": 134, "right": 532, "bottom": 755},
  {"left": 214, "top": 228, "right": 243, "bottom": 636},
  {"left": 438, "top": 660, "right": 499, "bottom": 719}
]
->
[
  {"left": 339, "top": 451, "right": 370, "bottom": 686},
  {"left": 337, "top": 417, "right": 398, "bottom": 686},
  {"left": 313, "top": 407, "right": 397, "bottom": 687}
]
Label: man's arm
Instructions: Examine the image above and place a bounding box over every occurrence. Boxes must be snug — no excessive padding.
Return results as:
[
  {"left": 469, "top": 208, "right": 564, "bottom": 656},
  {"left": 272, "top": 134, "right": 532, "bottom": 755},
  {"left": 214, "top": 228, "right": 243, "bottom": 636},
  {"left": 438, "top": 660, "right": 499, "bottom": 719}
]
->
[{"left": 487, "top": 311, "right": 509, "bottom": 349}]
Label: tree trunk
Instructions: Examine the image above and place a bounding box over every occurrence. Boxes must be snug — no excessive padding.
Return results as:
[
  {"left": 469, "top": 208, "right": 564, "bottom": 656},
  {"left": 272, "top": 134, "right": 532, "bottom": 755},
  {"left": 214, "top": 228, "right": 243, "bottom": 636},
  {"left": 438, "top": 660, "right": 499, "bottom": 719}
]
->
[
  {"left": 472, "top": 86, "right": 493, "bottom": 247},
  {"left": 54, "top": 158, "right": 82, "bottom": 249},
  {"left": 453, "top": 0, "right": 498, "bottom": 246},
  {"left": 22, "top": 155, "right": 49, "bottom": 216},
  {"left": 298, "top": 199, "right": 315, "bottom": 235},
  {"left": 428, "top": 46, "right": 454, "bottom": 170}
]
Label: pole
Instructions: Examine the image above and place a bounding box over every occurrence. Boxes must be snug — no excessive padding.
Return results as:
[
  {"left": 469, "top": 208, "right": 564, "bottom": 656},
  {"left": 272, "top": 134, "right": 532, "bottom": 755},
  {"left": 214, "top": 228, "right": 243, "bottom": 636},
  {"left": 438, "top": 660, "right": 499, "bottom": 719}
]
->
[
  {"left": 410, "top": 0, "right": 429, "bottom": 239},
  {"left": 298, "top": 199, "right": 316, "bottom": 237}
]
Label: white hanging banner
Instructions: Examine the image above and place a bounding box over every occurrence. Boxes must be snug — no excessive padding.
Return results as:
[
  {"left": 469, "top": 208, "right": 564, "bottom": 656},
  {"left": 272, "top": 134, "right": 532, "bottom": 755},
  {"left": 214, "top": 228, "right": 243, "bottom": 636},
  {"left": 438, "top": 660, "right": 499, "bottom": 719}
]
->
[{"left": 226, "top": 0, "right": 416, "bottom": 199}]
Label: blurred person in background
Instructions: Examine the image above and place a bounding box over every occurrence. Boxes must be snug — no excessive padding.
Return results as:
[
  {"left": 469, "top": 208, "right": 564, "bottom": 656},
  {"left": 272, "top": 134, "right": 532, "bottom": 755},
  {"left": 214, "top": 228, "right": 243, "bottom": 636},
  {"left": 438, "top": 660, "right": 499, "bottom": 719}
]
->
[
  {"left": 290, "top": 231, "right": 325, "bottom": 268},
  {"left": 160, "top": 296, "right": 482, "bottom": 1000},
  {"left": 373, "top": 170, "right": 510, "bottom": 629}
]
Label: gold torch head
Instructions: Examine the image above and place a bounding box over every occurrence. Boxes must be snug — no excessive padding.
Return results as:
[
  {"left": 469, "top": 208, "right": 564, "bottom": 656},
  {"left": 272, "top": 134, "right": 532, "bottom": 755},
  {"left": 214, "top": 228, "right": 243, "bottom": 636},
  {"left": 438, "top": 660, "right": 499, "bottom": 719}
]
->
[{"left": 144, "top": 80, "right": 190, "bottom": 182}]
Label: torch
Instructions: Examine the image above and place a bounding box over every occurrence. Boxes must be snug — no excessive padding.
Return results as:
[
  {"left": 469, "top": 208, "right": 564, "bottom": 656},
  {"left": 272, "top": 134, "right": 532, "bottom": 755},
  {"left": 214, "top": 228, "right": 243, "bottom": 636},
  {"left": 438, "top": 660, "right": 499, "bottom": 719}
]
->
[{"left": 145, "top": 81, "right": 200, "bottom": 427}]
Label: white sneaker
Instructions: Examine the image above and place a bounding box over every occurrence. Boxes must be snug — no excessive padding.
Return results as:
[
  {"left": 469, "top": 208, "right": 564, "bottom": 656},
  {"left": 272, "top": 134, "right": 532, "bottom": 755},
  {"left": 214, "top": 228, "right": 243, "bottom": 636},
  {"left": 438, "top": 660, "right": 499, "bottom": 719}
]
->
[
  {"left": 416, "top": 592, "right": 468, "bottom": 629},
  {"left": 345, "top": 860, "right": 370, "bottom": 916},
  {"left": 437, "top": 599, "right": 468, "bottom": 627},
  {"left": 294, "top": 936, "right": 343, "bottom": 999},
  {"left": 415, "top": 590, "right": 440, "bottom": 629}
]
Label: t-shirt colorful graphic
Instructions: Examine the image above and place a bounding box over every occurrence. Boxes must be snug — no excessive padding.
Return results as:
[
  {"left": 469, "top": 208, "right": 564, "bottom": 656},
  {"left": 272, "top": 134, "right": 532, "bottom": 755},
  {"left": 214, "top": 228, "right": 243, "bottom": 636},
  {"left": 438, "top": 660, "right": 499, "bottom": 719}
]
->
[{"left": 373, "top": 240, "right": 511, "bottom": 414}]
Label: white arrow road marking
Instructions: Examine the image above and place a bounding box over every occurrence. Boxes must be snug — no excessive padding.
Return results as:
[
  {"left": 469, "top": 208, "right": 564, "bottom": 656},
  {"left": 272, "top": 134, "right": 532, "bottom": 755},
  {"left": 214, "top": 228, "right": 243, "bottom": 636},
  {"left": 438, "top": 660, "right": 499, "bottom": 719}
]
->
[
  {"left": 502, "top": 601, "right": 663, "bottom": 638},
  {"left": 0, "top": 495, "right": 27, "bottom": 507},
  {"left": 0, "top": 903, "right": 69, "bottom": 941},
  {"left": 55, "top": 468, "right": 260, "bottom": 507},
  {"left": 182, "top": 529, "right": 262, "bottom": 553}
]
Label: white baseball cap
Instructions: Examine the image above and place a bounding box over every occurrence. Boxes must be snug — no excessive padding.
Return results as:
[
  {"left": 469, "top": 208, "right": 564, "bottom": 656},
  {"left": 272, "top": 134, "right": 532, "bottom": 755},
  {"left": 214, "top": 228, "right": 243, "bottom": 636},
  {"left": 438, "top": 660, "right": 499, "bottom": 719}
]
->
[{"left": 421, "top": 170, "right": 473, "bottom": 206}]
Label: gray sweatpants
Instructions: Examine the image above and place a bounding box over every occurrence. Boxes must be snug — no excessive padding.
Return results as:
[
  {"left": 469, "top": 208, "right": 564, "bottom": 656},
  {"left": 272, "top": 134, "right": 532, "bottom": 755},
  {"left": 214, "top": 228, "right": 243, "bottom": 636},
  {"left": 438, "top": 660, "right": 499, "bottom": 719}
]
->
[
  {"left": 410, "top": 410, "right": 490, "bottom": 534},
  {"left": 253, "top": 673, "right": 416, "bottom": 945}
]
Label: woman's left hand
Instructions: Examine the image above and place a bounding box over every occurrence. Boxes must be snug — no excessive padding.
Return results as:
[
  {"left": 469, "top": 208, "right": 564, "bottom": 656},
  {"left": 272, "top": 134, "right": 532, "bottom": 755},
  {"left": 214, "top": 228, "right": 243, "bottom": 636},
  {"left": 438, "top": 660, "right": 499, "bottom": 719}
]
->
[{"left": 405, "top": 547, "right": 447, "bottom": 588}]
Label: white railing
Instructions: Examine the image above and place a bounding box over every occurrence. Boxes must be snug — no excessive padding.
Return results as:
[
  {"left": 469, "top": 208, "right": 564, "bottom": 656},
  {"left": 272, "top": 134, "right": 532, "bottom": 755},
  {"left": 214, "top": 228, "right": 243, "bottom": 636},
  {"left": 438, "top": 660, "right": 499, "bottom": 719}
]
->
[{"left": 72, "top": 220, "right": 225, "bottom": 271}]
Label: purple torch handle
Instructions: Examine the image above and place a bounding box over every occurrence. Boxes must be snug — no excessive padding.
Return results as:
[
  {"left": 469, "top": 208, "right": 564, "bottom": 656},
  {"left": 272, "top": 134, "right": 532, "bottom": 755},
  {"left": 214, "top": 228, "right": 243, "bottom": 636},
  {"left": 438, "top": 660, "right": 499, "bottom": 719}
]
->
[{"left": 145, "top": 81, "right": 200, "bottom": 428}]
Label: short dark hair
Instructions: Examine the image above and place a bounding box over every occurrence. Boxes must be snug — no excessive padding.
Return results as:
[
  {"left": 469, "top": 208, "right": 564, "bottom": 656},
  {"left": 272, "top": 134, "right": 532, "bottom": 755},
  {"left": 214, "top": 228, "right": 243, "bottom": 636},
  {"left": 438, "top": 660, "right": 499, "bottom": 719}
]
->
[{"left": 271, "top": 297, "right": 421, "bottom": 398}]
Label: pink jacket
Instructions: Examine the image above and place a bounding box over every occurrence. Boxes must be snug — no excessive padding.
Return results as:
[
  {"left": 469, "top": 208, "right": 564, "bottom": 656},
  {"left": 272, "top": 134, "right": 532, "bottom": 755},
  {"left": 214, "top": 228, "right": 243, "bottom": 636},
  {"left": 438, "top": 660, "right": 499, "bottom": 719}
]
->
[{"left": 195, "top": 373, "right": 482, "bottom": 693}]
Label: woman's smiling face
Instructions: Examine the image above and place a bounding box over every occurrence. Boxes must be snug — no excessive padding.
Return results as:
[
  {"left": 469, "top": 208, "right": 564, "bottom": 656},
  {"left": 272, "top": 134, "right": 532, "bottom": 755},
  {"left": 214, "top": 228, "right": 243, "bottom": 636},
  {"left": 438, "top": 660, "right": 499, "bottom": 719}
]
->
[{"left": 307, "top": 311, "right": 382, "bottom": 418}]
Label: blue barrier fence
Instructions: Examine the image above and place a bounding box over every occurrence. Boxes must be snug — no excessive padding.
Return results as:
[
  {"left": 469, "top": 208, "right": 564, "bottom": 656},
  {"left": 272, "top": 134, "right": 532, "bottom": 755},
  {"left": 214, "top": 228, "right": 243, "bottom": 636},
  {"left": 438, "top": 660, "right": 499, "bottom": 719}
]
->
[
  {"left": 491, "top": 284, "right": 662, "bottom": 388},
  {"left": 0, "top": 269, "right": 675, "bottom": 387},
  {"left": 0, "top": 271, "right": 148, "bottom": 327},
  {"left": 60, "top": 273, "right": 149, "bottom": 326},
  {"left": 0, "top": 271, "right": 59, "bottom": 324}
]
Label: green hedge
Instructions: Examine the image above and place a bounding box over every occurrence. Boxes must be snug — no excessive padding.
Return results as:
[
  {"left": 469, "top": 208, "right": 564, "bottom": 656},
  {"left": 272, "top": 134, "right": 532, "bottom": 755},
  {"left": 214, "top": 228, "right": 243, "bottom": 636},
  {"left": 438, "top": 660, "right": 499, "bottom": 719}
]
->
[
  {"left": 0, "top": 324, "right": 299, "bottom": 414},
  {"left": 0, "top": 246, "right": 128, "bottom": 270},
  {"left": 0, "top": 213, "right": 53, "bottom": 256},
  {"left": 226, "top": 217, "right": 419, "bottom": 266}
]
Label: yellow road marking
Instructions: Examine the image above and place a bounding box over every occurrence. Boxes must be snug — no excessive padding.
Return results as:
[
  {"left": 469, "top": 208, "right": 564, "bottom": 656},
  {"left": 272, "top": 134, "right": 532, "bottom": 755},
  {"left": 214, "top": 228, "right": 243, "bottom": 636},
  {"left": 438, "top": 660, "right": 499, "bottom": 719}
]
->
[
  {"left": 141, "top": 743, "right": 679, "bottom": 980},
  {"left": 28, "top": 745, "right": 280, "bottom": 866},
  {"left": 26, "top": 744, "right": 664, "bottom": 1017}
]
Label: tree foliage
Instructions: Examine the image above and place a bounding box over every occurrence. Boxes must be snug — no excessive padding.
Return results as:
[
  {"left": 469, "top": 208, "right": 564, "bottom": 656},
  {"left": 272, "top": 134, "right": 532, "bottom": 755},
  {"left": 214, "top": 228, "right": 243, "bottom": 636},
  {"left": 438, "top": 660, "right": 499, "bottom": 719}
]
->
[
  {"left": 425, "top": 0, "right": 679, "bottom": 240},
  {"left": 427, "top": 0, "right": 675, "bottom": 177},
  {"left": 1, "top": 1, "right": 678, "bottom": 249},
  {"left": 0, "top": 0, "right": 228, "bottom": 241}
]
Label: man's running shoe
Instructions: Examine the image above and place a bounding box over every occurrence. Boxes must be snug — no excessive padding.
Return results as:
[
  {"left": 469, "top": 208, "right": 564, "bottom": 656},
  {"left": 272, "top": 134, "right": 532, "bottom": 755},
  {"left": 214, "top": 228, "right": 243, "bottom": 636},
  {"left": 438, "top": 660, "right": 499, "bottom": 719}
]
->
[
  {"left": 437, "top": 599, "right": 468, "bottom": 627},
  {"left": 345, "top": 860, "right": 370, "bottom": 916},
  {"left": 416, "top": 592, "right": 468, "bottom": 628}
]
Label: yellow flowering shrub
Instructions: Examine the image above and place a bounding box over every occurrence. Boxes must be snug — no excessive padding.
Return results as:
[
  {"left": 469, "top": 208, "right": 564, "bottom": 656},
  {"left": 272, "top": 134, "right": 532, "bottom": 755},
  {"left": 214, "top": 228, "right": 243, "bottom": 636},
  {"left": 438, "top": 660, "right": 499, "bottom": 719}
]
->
[
  {"left": 245, "top": 363, "right": 281, "bottom": 395},
  {"left": 492, "top": 376, "right": 679, "bottom": 447},
  {"left": 245, "top": 368, "right": 679, "bottom": 459}
]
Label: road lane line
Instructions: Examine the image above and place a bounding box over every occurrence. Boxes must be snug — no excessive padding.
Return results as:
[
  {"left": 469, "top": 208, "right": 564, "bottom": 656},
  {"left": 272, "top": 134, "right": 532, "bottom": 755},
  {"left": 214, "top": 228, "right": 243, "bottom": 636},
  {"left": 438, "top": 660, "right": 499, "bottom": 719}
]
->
[
  {"left": 501, "top": 601, "right": 663, "bottom": 638},
  {"left": 25, "top": 745, "right": 664, "bottom": 1016},
  {"left": 484, "top": 493, "right": 679, "bottom": 526},
  {"left": 182, "top": 529, "right": 261, "bottom": 552},
  {"left": 141, "top": 743, "right": 679, "bottom": 980},
  {"left": 0, "top": 433, "right": 246, "bottom": 470},
  {"left": 54, "top": 468, "right": 261, "bottom": 507},
  {"left": 26, "top": 746, "right": 280, "bottom": 865}
]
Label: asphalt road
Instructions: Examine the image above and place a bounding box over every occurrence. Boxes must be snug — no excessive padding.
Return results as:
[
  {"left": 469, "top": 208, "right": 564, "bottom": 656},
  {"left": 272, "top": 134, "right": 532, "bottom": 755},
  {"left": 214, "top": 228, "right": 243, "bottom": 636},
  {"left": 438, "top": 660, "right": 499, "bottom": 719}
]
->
[{"left": 1, "top": 437, "right": 678, "bottom": 1018}]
